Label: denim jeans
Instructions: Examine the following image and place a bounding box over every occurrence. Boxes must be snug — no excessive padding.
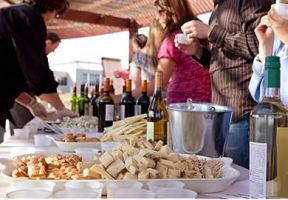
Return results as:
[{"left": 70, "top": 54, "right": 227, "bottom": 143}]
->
[{"left": 223, "top": 114, "right": 250, "bottom": 169}]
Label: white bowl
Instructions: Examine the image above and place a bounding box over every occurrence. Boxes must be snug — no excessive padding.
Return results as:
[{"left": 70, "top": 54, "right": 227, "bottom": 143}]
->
[
  {"left": 156, "top": 188, "right": 198, "bottom": 198},
  {"left": 13, "top": 181, "right": 55, "bottom": 192},
  {"left": 54, "top": 189, "right": 100, "bottom": 198},
  {"left": 108, "top": 188, "right": 155, "bottom": 198},
  {"left": 6, "top": 189, "right": 52, "bottom": 198}
]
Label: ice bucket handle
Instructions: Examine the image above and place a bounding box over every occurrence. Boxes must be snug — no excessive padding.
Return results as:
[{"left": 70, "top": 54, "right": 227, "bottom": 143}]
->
[
  {"left": 204, "top": 106, "right": 216, "bottom": 119},
  {"left": 186, "top": 98, "right": 194, "bottom": 110}
]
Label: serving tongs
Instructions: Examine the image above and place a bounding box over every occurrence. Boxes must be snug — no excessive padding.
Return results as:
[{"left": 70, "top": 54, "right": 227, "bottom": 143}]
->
[{"left": 38, "top": 118, "right": 63, "bottom": 134}]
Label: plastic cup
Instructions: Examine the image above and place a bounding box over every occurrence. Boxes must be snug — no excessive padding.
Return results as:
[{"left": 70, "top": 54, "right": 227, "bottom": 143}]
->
[
  {"left": 176, "top": 33, "right": 189, "bottom": 44},
  {"left": 54, "top": 189, "right": 100, "bottom": 198},
  {"left": 156, "top": 188, "right": 197, "bottom": 198},
  {"left": 6, "top": 189, "right": 52, "bottom": 198},
  {"left": 24, "top": 125, "right": 39, "bottom": 135},
  {"left": 108, "top": 188, "right": 155, "bottom": 198},
  {"left": 147, "top": 180, "right": 185, "bottom": 192},
  {"left": 100, "top": 142, "right": 119, "bottom": 152},
  {"left": 64, "top": 181, "right": 103, "bottom": 194},
  {"left": 13, "top": 181, "right": 55, "bottom": 192},
  {"left": 34, "top": 134, "right": 51, "bottom": 147},
  {"left": 106, "top": 181, "right": 143, "bottom": 198},
  {"left": 74, "top": 148, "right": 100, "bottom": 162},
  {"left": 13, "top": 128, "right": 30, "bottom": 139},
  {"left": 272, "top": 3, "right": 288, "bottom": 19}
]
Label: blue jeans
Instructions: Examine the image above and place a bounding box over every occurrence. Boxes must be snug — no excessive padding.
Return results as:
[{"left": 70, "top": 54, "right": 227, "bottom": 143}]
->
[{"left": 223, "top": 114, "right": 249, "bottom": 169}]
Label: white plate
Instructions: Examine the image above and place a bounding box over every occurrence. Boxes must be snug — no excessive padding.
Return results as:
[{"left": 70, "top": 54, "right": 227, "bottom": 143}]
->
[
  {"left": 0, "top": 155, "right": 240, "bottom": 194},
  {"left": 49, "top": 135, "right": 101, "bottom": 152}
]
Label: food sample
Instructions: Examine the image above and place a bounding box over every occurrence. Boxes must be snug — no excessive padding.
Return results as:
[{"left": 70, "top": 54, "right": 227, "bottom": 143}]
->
[
  {"left": 59, "top": 116, "right": 98, "bottom": 129},
  {"left": 62, "top": 133, "right": 100, "bottom": 143}
]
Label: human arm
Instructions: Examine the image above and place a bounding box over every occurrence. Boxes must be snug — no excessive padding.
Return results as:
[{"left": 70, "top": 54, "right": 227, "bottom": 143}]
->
[
  {"left": 15, "top": 92, "right": 56, "bottom": 120},
  {"left": 39, "top": 93, "right": 79, "bottom": 119},
  {"left": 129, "top": 66, "right": 142, "bottom": 90},
  {"left": 207, "top": 0, "right": 273, "bottom": 60},
  {"left": 248, "top": 57, "right": 265, "bottom": 103}
]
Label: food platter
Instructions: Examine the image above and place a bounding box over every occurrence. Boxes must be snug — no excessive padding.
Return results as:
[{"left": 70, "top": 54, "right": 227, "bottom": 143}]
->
[{"left": 0, "top": 155, "right": 240, "bottom": 194}]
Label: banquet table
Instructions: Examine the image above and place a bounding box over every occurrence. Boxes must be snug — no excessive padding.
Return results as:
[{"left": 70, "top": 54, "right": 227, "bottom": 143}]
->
[{"left": 0, "top": 124, "right": 250, "bottom": 199}]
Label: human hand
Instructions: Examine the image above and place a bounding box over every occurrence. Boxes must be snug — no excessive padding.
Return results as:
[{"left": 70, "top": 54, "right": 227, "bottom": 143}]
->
[
  {"left": 57, "top": 108, "right": 79, "bottom": 119},
  {"left": 181, "top": 20, "right": 212, "bottom": 39},
  {"left": 268, "top": 7, "right": 288, "bottom": 44},
  {"left": 255, "top": 15, "right": 274, "bottom": 62},
  {"left": 174, "top": 36, "right": 203, "bottom": 57},
  {"left": 28, "top": 102, "right": 57, "bottom": 121}
]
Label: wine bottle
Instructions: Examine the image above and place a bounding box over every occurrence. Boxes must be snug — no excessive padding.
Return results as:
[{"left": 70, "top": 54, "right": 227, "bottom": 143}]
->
[
  {"left": 135, "top": 80, "right": 150, "bottom": 115},
  {"left": 110, "top": 79, "right": 115, "bottom": 94},
  {"left": 77, "top": 83, "right": 86, "bottom": 116},
  {"left": 250, "top": 56, "right": 288, "bottom": 198},
  {"left": 71, "top": 84, "right": 78, "bottom": 112},
  {"left": 84, "top": 84, "right": 90, "bottom": 116},
  {"left": 120, "top": 79, "right": 135, "bottom": 119},
  {"left": 98, "top": 78, "right": 114, "bottom": 132},
  {"left": 91, "top": 79, "right": 100, "bottom": 117},
  {"left": 146, "top": 71, "right": 168, "bottom": 144}
]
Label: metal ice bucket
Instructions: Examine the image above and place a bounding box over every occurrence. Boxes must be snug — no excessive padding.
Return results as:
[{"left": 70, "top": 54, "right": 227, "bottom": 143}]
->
[{"left": 168, "top": 100, "right": 233, "bottom": 157}]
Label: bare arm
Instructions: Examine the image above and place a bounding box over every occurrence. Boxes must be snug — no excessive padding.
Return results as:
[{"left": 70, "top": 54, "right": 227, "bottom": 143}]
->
[
  {"left": 129, "top": 66, "right": 141, "bottom": 90},
  {"left": 39, "top": 93, "right": 65, "bottom": 110}
]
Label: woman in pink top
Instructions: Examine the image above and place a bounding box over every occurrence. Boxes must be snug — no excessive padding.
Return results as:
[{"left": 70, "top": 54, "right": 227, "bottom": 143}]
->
[{"left": 154, "top": 0, "right": 211, "bottom": 104}]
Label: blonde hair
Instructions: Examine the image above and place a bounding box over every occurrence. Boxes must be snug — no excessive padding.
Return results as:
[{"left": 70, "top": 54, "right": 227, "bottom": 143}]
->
[{"left": 145, "top": 19, "right": 164, "bottom": 69}]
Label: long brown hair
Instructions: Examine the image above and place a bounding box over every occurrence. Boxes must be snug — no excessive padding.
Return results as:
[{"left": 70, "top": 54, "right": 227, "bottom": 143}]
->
[
  {"left": 154, "top": 0, "right": 209, "bottom": 48},
  {"left": 145, "top": 19, "right": 164, "bottom": 69}
]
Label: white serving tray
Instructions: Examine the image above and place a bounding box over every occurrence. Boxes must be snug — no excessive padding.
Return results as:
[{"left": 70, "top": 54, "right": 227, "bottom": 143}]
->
[{"left": 0, "top": 155, "right": 240, "bottom": 194}]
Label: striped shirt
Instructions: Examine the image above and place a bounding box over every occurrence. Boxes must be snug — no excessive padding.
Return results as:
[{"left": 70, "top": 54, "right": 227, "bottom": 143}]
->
[{"left": 208, "top": 0, "right": 275, "bottom": 122}]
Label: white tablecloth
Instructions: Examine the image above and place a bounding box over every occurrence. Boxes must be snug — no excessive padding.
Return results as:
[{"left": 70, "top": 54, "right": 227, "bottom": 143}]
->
[{"left": 0, "top": 130, "right": 249, "bottom": 199}]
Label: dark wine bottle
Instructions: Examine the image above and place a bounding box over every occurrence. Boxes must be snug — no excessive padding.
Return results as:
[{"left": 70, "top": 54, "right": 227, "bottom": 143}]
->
[
  {"left": 120, "top": 79, "right": 135, "bottom": 119},
  {"left": 135, "top": 80, "right": 150, "bottom": 115},
  {"left": 98, "top": 78, "right": 114, "bottom": 132},
  {"left": 84, "top": 84, "right": 90, "bottom": 116},
  {"left": 146, "top": 71, "right": 168, "bottom": 144},
  {"left": 91, "top": 79, "right": 100, "bottom": 117}
]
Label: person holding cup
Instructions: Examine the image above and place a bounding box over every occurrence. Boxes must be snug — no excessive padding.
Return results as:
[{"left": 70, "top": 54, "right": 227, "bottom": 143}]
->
[{"left": 249, "top": 7, "right": 288, "bottom": 105}]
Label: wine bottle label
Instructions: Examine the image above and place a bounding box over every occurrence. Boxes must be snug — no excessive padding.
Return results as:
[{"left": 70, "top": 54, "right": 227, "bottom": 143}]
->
[
  {"left": 135, "top": 105, "right": 141, "bottom": 116},
  {"left": 146, "top": 122, "right": 155, "bottom": 141},
  {"left": 120, "top": 105, "right": 125, "bottom": 120},
  {"left": 249, "top": 142, "right": 267, "bottom": 198},
  {"left": 105, "top": 104, "right": 114, "bottom": 121}
]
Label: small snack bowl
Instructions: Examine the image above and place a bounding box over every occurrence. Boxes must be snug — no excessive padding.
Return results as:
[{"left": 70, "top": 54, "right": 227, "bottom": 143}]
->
[
  {"left": 74, "top": 148, "right": 101, "bottom": 162},
  {"left": 54, "top": 189, "right": 101, "bottom": 198},
  {"left": 64, "top": 181, "right": 104, "bottom": 193},
  {"left": 106, "top": 181, "right": 143, "bottom": 198},
  {"left": 13, "top": 181, "right": 55, "bottom": 192},
  {"left": 13, "top": 128, "right": 30, "bottom": 139},
  {"left": 147, "top": 180, "right": 185, "bottom": 192},
  {"left": 156, "top": 188, "right": 197, "bottom": 198},
  {"left": 6, "top": 189, "right": 52, "bottom": 199}
]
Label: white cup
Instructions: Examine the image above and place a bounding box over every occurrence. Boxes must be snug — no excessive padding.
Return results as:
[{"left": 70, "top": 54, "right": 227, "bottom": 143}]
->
[
  {"left": 34, "top": 134, "right": 51, "bottom": 147},
  {"left": 106, "top": 181, "right": 143, "bottom": 198},
  {"left": 176, "top": 33, "right": 190, "bottom": 44},
  {"left": 147, "top": 180, "right": 185, "bottom": 192},
  {"left": 13, "top": 128, "right": 30, "bottom": 139},
  {"left": 54, "top": 189, "right": 100, "bottom": 198},
  {"left": 272, "top": 3, "right": 288, "bottom": 19},
  {"left": 64, "top": 181, "right": 104, "bottom": 195},
  {"left": 74, "top": 148, "right": 100, "bottom": 162},
  {"left": 13, "top": 181, "right": 55, "bottom": 192},
  {"left": 108, "top": 188, "right": 155, "bottom": 198},
  {"left": 6, "top": 189, "right": 52, "bottom": 199}
]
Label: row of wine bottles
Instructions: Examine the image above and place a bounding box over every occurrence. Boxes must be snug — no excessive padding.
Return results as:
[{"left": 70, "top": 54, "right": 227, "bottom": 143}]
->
[{"left": 96, "top": 71, "right": 168, "bottom": 144}]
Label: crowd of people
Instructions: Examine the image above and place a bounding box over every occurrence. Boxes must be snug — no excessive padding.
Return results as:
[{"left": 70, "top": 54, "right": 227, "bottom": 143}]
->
[{"left": 1, "top": 0, "right": 287, "bottom": 170}]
